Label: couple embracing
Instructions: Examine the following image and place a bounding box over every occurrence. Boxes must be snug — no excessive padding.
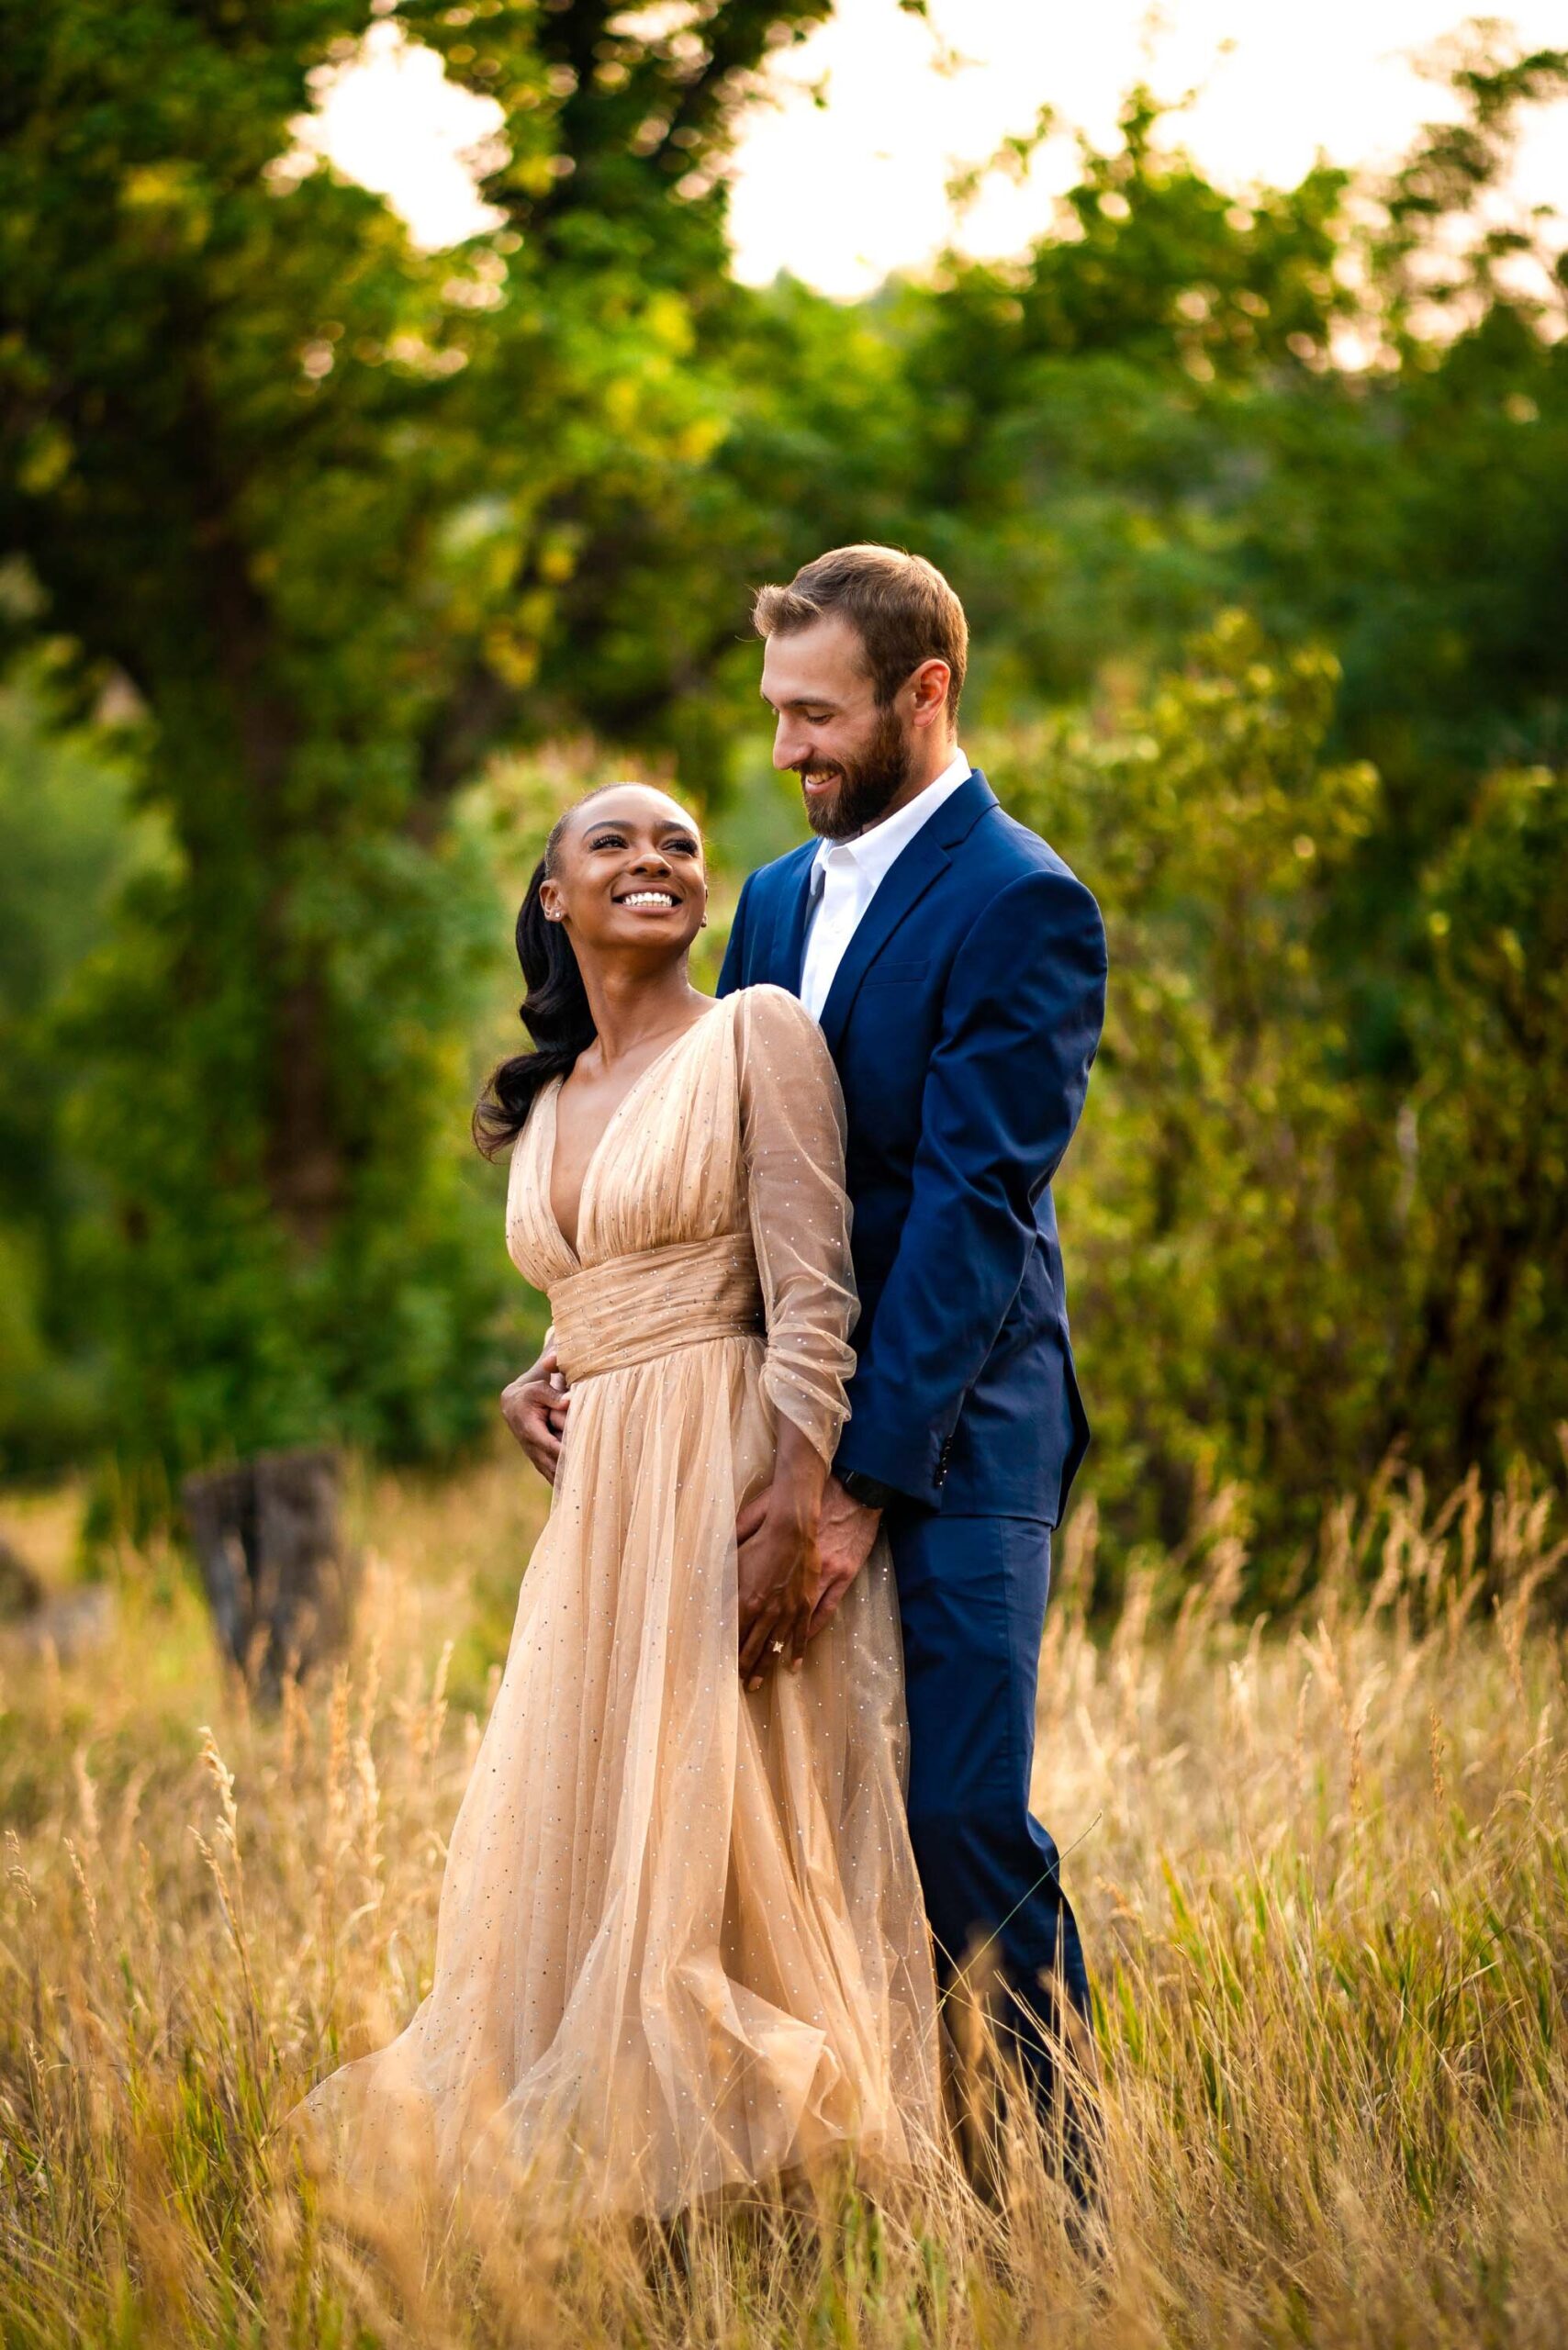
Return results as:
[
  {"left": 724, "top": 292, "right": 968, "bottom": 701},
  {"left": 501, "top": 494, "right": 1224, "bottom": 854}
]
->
[{"left": 293, "top": 545, "right": 1108, "bottom": 2224}]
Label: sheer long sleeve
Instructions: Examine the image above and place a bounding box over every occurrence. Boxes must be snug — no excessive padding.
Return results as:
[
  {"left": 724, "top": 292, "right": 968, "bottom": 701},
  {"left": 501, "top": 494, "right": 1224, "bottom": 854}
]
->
[{"left": 735, "top": 985, "right": 859, "bottom": 1465}]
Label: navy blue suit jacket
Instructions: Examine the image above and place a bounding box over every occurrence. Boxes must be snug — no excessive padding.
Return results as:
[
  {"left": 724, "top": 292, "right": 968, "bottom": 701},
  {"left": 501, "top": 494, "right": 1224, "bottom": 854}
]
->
[{"left": 717, "top": 768, "right": 1106, "bottom": 1524}]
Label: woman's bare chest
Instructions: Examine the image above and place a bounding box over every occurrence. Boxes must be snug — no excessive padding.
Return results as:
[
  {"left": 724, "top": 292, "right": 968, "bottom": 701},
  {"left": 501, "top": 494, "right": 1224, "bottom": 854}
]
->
[
  {"left": 555, "top": 1058, "right": 668, "bottom": 1252},
  {"left": 547, "top": 1015, "right": 721, "bottom": 1256}
]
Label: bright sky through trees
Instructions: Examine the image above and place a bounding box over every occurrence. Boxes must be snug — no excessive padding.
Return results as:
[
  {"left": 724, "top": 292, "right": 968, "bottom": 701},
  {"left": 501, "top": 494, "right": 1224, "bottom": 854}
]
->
[{"left": 303, "top": 1, "right": 1568, "bottom": 289}]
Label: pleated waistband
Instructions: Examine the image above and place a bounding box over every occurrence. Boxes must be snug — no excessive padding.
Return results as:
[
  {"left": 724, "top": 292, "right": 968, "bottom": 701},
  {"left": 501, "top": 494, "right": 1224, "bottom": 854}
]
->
[{"left": 549, "top": 1231, "right": 764, "bottom": 1382}]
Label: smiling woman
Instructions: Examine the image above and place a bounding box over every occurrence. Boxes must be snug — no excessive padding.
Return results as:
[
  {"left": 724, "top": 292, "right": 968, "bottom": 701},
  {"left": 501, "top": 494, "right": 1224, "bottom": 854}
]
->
[{"left": 290, "top": 788, "right": 942, "bottom": 2220}]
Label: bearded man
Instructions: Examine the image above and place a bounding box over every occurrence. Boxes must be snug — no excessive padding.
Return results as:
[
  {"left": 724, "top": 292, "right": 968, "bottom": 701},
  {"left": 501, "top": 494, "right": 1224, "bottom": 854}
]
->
[{"left": 719, "top": 543, "right": 1107, "bottom": 2197}]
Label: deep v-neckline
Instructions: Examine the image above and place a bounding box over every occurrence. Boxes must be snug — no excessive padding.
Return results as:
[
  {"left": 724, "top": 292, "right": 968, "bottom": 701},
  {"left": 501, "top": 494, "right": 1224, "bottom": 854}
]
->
[{"left": 543, "top": 1007, "right": 722, "bottom": 1268}]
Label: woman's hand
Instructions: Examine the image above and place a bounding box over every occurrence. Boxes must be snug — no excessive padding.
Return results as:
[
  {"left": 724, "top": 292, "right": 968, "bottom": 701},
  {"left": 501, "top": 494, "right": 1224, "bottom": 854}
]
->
[
  {"left": 736, "top": 1494, "right": 820, "bottom": 1687},
  {"left": 500, "top": 1342, "right": 571, "bottom": 1484},
  {"left": 735, "top": 1420, "right": 827, "bottom": 1688}
]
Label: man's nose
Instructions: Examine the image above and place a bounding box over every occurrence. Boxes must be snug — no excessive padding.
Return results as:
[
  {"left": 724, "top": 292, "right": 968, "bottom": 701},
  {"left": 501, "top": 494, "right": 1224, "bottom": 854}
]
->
[{"left": 772, "top": 717, "right": 808, "bottom": 773}]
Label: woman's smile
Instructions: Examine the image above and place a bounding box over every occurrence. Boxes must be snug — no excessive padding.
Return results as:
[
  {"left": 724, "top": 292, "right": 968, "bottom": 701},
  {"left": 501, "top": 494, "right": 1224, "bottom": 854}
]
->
[{"left": 614, "top": 886, "right": 681, "bottom": 912}]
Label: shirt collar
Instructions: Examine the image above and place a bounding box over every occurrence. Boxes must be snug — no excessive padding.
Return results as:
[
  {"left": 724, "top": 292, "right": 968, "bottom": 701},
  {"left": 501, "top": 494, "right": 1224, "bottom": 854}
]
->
[{"left": 810, "top": 746, "right": 971, "bottom": 890}]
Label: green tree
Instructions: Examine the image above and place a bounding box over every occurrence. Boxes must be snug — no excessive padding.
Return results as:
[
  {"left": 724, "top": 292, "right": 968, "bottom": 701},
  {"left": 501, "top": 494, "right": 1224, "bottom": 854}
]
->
[
  {"left": 1401, "top": 765, "right": 1568, "bottom": 1483},
  {"left": 0, "top": 655, "right": 162, "bottom": 1469},
  {"left": 0, "top": 0, "right": 828, "bottom": 1476},
  {"left": 997, "top": 616, "right": 1567, "bottom": 1572},
  {"left": 997, "top": 612, "right": 1385, "bottom": 1564}
]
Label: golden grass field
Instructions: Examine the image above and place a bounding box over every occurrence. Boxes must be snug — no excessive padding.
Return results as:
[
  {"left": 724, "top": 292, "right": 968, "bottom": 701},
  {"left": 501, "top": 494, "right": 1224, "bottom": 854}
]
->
[{"left": 3, "top": 1447, "right": 1566, "bottom": 2348}]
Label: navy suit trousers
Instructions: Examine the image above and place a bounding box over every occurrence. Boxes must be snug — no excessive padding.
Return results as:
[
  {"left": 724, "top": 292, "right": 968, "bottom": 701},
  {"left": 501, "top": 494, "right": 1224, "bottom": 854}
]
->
[{"left": 888, "top": 1509, "right": 1091, "bottom": 2102}]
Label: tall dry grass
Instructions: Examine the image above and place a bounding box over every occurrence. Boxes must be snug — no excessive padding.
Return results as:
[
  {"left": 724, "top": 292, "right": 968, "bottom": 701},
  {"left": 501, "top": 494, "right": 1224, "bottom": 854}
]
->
[{"left": 2, "top": 1449, "right": 1566, "bottom": 2347}]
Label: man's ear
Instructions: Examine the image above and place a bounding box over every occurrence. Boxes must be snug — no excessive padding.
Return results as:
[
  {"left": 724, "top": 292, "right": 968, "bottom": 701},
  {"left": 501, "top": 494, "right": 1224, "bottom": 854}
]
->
[{"left": 909, "top": 657, "right": 952, "bottom": 728}]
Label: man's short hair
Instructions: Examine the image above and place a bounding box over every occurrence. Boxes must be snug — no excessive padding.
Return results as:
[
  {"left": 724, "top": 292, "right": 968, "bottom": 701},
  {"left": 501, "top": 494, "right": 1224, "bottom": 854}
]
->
[{"left": 752, "top": 543, "right": 968, "bottom": 718}]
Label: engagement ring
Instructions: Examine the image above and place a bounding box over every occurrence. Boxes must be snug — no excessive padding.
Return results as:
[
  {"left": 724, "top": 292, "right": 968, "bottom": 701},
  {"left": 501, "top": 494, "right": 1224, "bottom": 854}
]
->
[{"left": 770, "top": 1639, "right": 784, "bottom": 1653}]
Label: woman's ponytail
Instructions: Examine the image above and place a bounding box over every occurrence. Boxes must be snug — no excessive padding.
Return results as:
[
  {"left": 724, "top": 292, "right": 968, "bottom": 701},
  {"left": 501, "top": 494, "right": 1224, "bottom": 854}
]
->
[{"left": 473, "top": 839, "right": 598, "bottom": 1158}]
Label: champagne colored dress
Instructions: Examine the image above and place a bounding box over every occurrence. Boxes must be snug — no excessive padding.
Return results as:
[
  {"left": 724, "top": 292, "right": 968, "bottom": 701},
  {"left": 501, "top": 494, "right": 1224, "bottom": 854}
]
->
[{"left": 294, "top": 984, "right": 942, "bottom": 2218}]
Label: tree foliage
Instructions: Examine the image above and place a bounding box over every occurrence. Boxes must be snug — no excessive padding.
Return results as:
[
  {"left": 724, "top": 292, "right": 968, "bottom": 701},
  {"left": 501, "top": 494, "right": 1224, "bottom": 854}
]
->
[
  {"left": 1, "top": 6, "right": 1564, "bottom": 1560},
  {"left": 0, "top": 0, "right": 830, "bottom": 1477}
]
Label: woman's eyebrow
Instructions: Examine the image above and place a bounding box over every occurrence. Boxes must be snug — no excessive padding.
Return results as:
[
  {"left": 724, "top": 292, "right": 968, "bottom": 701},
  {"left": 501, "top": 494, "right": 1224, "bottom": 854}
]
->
[{"left": 587, "top": 819, "right": 698, "bottom": 841}]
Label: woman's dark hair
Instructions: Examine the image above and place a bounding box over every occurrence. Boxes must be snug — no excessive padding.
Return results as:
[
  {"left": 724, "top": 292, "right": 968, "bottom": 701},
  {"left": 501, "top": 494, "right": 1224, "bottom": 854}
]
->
[{"left": 472, "top": 793, "right": 610, "bottom": 1158}]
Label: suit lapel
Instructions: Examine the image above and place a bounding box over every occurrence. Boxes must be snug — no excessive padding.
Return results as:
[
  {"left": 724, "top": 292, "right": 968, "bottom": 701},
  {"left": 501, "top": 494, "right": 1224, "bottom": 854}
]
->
[
  {"left": 818, "top": 769, "right": 999, "bottom": 1059},
  {"left": 769, "top": 848, "right": 817, "bottom": 992}
]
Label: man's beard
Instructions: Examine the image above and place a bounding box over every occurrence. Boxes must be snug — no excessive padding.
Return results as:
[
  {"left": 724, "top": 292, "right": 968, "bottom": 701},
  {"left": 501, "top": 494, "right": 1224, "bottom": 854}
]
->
[{"left": 800, "top": 704, "right": 913, "bottom": 840}]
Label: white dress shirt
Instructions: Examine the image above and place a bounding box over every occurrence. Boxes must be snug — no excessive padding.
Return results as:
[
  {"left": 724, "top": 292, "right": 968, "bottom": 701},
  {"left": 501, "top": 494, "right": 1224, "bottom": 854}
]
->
[{"left": 799, "top": 747, "right": 971, "bottom": 1022}]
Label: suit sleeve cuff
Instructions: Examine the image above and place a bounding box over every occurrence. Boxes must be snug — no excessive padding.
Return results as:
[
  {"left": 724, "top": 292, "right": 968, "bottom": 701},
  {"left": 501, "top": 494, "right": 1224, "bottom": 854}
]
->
[{"left": 834, "top": 1420, "right": 951, "bottom": 1513}]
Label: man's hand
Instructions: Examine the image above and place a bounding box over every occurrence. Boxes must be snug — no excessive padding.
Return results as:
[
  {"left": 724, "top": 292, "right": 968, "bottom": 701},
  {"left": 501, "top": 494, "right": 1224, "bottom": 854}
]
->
[
  {"left": 499, "top": 1343, "right": 571, "bottom": 1484},
  {"left": 808, "top": 1474, "right": 883, "bottom": 1637}
]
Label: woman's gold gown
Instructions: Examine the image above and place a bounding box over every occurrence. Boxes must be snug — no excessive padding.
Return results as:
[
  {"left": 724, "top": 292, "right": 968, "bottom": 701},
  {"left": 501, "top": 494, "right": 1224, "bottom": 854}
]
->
[{"left": 292, "top": 984, "right": 942, "bottom": 2217}]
